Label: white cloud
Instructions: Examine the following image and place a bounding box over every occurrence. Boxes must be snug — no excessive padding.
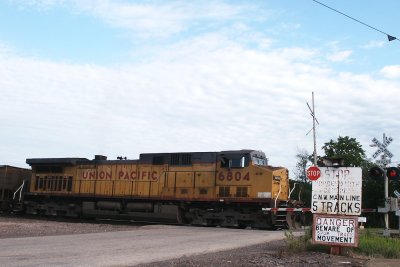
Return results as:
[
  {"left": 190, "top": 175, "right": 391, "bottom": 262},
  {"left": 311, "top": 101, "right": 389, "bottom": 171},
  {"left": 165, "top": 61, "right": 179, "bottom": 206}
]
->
[
  {"left": 2, "top": 1, "right": 400, "bottom": 171},
  {"left": 362, "top": 40, "right": 385, "bottom": 49},
  {"left": 380, "top": 65, "right": 400, "bottom": 79},
  {"left": 9, "top": 0, "right": 67, "bottom": 9},
  {"left": 0, "top": 42, "right": 14, "bottom": 55},
  {"left": 280, "top": 23, "right": 301, "bottom": 30},
  {"left": 2, "top": 32, "right": 400, "bottom": 170},
  {"left": 326, "top": 50, "right": 352, "bottom": 62},
  {"left": 11, "top": 0, "right": 254, "bottom": 39}
]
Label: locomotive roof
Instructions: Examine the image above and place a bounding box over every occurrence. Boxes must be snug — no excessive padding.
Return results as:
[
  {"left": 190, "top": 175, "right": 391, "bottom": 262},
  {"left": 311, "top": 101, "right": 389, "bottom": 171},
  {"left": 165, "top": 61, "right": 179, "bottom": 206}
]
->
[
  {"left": 26, "top": 149, "right": 267, "bottom": 166},
  {"left": 139, "top": 149, "right": 265, "bottom": 164},
  {"left": 0, "top": 165, "right": 31, "bottom": 171},
  {"left": 26, "top": 158, "right": 90, "bottom": 166},
  {"left": 219, "top": 149, "right": 266, "bottom": 157},
  {"left": 26, "top": 157, "right": 139, "bottom": 166},
  {"left": 140, "top": 149, "right": 261, "bottom": 157}
]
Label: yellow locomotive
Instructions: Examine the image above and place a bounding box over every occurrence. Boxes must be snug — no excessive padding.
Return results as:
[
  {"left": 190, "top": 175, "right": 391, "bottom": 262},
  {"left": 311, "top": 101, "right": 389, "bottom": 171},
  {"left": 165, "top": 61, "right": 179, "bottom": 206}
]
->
[{"left": 25, "top": 149, "right": 299, "bottom": 228}]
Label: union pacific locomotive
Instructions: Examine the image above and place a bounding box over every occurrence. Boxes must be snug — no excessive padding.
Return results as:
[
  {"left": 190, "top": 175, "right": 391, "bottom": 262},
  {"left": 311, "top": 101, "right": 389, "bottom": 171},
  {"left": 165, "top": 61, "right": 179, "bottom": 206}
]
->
[{"left": 24, "top": 149, "right": 302, "bottom": 229}]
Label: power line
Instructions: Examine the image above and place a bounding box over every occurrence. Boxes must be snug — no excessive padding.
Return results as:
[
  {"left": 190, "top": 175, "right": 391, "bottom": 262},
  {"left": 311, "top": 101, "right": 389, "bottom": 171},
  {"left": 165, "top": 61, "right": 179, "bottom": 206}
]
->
[{"left": 312, "top": 0, "right": 398, "bottom": 42}]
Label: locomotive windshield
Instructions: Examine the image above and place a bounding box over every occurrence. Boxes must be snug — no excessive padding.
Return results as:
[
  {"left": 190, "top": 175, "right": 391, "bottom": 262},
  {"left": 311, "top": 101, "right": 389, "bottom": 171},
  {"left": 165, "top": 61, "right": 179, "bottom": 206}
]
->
[
  {"left": 230, "top": 157, "right": 245, "bottom": 168},
  {"left": 220, "top": 150, "right": 268, "bottom": 168},
  {"left": 221, "top": 156, "right": 247, "bottom": 168},
  {"left": 251, "top": 153, "right": 268, "bottom": 166}
]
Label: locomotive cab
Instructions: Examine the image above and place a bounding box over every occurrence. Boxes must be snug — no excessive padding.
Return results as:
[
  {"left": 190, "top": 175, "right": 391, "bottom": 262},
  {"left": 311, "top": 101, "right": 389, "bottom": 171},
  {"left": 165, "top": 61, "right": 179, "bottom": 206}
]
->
[{"left": 217, "top": 150, "right": 289, "bottom": 203}]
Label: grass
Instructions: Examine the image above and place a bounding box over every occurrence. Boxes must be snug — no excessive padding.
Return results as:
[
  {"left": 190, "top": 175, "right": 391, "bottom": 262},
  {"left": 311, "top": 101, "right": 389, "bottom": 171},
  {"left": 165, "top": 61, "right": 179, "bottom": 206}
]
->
[
  {"left": 284, "top": 227, "right": 400, "bottom": 258},
  {"left": 284, "top": 227, "right": 329, "bottom": 253},
  {"left": 353, "top": 229, "right": 400, "bottom": 259}
]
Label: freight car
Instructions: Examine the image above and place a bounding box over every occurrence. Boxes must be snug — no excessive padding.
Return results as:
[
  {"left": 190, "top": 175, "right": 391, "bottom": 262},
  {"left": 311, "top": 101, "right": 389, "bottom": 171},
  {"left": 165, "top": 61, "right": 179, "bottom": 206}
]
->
[
  {"left": 24, "top": 150, "right": 303, "bottom": 229},
  {"left": 0, "top": 165, "right": 31, "bottom": 211}
]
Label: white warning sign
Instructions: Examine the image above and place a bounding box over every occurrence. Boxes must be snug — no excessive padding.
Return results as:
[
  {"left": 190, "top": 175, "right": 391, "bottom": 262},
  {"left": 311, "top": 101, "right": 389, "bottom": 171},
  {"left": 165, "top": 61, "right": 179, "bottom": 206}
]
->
[
  {"left": 311, "top": 167, "right": 362, "bottom": 215},
  {"left": 312, "top": 214, "right": 358, "bottom": 247}
]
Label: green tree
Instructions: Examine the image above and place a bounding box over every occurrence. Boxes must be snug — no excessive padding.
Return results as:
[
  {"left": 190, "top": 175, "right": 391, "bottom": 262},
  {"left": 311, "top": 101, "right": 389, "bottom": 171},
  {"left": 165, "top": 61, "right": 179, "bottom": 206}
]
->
[
  {"left": 293, "top": 149, "right": 310, "bottom": 183},
  {"left": 321, "top": 136, "right": 366, "bottom": 167},
  {"left": 291, "top": 150, "right": 312, "bottom": 209}
]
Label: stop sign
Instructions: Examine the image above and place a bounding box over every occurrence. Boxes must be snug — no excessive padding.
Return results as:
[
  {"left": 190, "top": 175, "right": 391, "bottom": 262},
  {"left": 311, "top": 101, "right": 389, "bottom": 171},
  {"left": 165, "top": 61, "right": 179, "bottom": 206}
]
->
[{"left": 307, "top": 166, "right": 321, "bottom": 181}]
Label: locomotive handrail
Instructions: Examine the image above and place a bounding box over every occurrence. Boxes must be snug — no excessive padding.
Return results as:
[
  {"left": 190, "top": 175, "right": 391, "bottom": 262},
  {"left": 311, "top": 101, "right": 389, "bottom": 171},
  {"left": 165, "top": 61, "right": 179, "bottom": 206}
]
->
[
  {"left": 274, "top": 181, "right": 282, "bottom": 208},
  {"left": 288, "top": 182, "right": 297, "bottom": 199},
  {"left": 13, "top": 180, "right": 25, "bottom": 202}
]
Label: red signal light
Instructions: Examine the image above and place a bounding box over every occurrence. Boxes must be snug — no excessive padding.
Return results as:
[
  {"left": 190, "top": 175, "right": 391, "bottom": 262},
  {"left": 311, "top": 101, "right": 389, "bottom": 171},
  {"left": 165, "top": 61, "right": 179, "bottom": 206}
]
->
[{"left": 386, "top": 167, "right": 400, "bottom": 181}]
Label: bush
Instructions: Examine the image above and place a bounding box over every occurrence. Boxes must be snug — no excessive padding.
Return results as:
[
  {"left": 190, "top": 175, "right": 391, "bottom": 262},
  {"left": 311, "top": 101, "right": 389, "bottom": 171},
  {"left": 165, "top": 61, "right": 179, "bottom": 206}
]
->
[
  {"left": 284, "top": 227, "right": 329, "bottom": 253},
  {"left": 284, "top": 229, "right": 307, "bottom": 252}
]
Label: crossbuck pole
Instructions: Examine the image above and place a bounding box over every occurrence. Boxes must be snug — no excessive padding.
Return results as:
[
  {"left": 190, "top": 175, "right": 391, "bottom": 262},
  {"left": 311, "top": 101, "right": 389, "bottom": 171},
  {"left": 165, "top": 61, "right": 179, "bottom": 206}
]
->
[{"left": 383, "top": 133, "right": 390, "bottom": 236}]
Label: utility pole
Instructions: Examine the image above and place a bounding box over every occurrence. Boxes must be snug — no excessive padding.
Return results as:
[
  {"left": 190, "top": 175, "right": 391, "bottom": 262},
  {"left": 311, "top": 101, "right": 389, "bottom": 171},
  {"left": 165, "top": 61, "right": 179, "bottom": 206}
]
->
[{"left": 307, "top": 92, "right": 319, "bottom": 166}]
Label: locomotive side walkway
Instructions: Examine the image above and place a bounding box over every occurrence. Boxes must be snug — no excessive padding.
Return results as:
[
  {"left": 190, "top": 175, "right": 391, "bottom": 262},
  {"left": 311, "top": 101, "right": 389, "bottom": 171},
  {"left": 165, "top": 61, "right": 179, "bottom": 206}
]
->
[{"left": 0, "top": 225, "right": 286, "bottom": 266}]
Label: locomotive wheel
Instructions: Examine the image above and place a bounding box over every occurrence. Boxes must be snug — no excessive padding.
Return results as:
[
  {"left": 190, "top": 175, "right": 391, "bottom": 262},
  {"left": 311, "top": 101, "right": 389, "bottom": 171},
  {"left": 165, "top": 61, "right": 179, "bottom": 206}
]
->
[
  {"left": 237, "top": 221, "right": 248, "bottom": 229},
  {"left": 177, "top": 207, "right": 187, "bottom": 225}
]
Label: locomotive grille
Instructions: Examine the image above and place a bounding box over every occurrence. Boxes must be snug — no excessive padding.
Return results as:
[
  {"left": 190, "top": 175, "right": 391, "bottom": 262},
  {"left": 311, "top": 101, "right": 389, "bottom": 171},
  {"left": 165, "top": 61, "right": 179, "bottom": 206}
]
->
[
  {"left": 236, "top": 187, "right": 248, "bottom": 197},
  {"left": 170, "top": 154, "right": 192, "bottom": 166},
  {"left": 218, "top": 186, "right": 230, "bottom": 197},
  {"left": 199, "top": 188, "right": 208, "bottom": 195}
]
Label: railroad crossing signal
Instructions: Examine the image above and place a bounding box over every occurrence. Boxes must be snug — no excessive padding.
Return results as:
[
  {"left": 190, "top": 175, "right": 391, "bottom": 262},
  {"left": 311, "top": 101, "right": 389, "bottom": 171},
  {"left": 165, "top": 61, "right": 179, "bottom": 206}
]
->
[
  {"left": 371, "top": 136, "right": 393, "bottom": 159},
  {"left": 371, "top": 134, "right": 394, "bottom": 167},
  {"left": 376, "top": 158, "right": 391, "bottom": 165},
  {"left": 386, "top": 167, "right": 400, "bottom": 181},
  {"left": 369, "top": 166, "right": 400, "bottom": 181},
  {"left": 370, "top": 133, "right": 396, "bottom": 236},
  {"left": 369, "top": 166, "right": 384, "bottom": 181}
]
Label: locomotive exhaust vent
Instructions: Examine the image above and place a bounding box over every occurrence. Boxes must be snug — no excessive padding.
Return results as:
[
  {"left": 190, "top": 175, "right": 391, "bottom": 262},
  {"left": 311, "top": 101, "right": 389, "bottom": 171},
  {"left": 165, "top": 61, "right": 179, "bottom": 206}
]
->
[{"left": 94, "top": 155, "right": 107, "bottom": 160}]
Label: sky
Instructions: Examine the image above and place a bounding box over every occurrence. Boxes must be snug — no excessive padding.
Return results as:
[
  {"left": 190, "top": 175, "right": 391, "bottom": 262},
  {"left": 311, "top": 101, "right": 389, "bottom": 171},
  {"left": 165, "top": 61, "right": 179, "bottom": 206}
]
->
[{"left": 1, "top": 0, "right": 400, "bottom": 175}]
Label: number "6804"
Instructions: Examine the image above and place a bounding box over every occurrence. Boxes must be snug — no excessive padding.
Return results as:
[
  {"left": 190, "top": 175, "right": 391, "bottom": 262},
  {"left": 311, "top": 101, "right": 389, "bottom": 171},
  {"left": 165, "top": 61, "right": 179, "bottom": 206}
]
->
[{"left": 218, "top": 171, "right": 250, "bottom": 181}]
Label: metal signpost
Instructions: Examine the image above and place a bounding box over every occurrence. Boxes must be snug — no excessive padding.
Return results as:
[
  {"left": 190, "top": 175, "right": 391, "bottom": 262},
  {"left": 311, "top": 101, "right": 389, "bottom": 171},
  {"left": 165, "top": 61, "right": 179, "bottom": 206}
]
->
[
  {"left": 370, "top": 134, "right": 394, "bottom": 236},
  {"left": 394, "top": 191, "right": 400, "bottom": 233}
]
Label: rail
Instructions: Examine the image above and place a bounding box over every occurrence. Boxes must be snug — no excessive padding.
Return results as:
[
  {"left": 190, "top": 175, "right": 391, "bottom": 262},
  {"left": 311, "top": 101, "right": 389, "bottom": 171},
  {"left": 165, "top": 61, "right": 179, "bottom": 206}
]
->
[
  {"left": 262, "top": 207, "right": 377, "bottom": 212},
  {"left": 13, "top": 180, "right": 25, "bottom": 202}
]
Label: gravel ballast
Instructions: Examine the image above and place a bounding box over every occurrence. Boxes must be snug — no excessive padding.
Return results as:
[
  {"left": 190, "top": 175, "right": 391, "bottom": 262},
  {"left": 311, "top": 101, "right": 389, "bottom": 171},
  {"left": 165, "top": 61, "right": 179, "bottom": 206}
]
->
[{"left": 1, "top": 215, "right": 399, "bottom": 266}]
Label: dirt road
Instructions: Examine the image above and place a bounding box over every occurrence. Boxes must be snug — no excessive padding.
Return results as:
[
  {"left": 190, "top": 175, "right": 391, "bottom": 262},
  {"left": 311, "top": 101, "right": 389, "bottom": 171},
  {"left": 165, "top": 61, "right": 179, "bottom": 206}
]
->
[
  {"left": 1, "top": 215, "right": 399, "bottom": 266},
  {"left": 0, "top": 217, "right": 285, "bottom": 266}
]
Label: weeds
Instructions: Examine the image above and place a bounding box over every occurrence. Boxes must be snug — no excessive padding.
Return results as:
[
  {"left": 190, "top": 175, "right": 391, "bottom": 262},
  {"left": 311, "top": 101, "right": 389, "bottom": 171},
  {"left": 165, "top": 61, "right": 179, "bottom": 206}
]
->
[
  {"left": 284, "top": 230, "right": 307, "bottom": 252},
  {"left": 284, "top": 227, "right": 400, "bottom": 259},
  {"left": 353, "top": 229, "right": 400, "bottom": 259},
  {"left": 284, "top": 227, "right": 328, "bottom": 253}
]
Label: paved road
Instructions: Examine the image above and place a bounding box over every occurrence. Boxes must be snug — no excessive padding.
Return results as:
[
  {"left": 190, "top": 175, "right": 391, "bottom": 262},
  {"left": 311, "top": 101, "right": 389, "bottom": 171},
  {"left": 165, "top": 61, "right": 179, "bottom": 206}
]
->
[{"left": 1, "top": 225, "right": 286, "bottom": 266}]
